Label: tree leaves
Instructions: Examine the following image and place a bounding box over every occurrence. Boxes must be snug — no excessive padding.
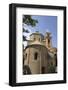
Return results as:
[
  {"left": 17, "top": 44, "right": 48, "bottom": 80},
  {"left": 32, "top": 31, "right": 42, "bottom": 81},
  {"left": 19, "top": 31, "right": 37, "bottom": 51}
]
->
[
  {"left": 23, "top": 15, "right": 38, "bottom": 27},
  {"left": 23, "top": 15, "right": 38, "bottom": 41}
]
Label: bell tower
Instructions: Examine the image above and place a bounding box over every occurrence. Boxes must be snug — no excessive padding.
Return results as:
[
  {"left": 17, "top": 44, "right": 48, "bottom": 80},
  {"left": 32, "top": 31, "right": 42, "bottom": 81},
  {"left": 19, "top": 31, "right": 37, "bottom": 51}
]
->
[{"left": 45, "top": 32, "right": 52, "bottom": 49}]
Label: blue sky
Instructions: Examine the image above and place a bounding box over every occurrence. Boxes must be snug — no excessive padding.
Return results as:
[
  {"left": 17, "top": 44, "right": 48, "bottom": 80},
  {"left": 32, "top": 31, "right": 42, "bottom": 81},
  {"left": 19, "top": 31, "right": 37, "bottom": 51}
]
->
[{"left": 23, "top": 15, "right": 57, "bottom": 48}]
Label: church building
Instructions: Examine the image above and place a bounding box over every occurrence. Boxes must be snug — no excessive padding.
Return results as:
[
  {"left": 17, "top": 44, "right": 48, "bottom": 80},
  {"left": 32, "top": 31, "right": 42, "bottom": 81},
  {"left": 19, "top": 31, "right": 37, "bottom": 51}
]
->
[{"left": 23, "top": 31, "right": 57, "bottom": 75}]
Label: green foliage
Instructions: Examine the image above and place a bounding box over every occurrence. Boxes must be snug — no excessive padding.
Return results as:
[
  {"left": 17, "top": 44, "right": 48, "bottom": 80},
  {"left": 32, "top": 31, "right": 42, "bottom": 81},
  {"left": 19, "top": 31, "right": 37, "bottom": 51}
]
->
[
  {"left": 48, "top": 65, "right": 55, "bottom": 73},
  {"left": 23, "top": 15, "right": 38, "bottom": 41},
  {"left": 23, "top": 15, "right": 38, "bottom": 27}
]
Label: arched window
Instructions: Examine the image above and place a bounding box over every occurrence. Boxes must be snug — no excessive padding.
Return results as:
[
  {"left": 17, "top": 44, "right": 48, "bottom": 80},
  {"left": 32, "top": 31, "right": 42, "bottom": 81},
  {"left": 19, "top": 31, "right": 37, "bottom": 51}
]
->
[
  {"left": 39, "top": 38, "right": 40, "bottom": 41},
  {"left": 34, "top": 38, "right": 36, "bottom": 40},
  {"left": 42, "top": 67, "right": 45, "bottom": 74},
  {"left": 48, "top": 39, "right": 50, "bottom": 43},
  {"left": 34, "top": 52, "right": 38, "bottom": 60}
]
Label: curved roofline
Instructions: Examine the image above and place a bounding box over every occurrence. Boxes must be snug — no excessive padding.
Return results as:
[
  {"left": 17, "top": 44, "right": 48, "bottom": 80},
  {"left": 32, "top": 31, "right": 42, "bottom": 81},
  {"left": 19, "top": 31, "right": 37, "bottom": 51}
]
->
[
  {"left": 30, "top": 33, "right": 44, "bottom": 37},
  {"left": 24, "top": 44, "right": 47, "bottom": 51}
]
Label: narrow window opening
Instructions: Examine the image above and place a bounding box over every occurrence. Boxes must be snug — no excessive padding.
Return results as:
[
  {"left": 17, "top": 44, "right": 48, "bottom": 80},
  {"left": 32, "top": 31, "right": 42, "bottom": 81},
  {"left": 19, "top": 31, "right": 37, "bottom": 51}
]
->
[
  {"left": 39, "top": 38, "right": 40, "bottom": 41},
  {"left": 34, "top": 38, "right": 36, "bottom": 40},
  {"left": 42, "top": 67, "right": 45, "bottom": 74},
  {"left": 34, "top": 52, "right": 38, "bottom": 60}
]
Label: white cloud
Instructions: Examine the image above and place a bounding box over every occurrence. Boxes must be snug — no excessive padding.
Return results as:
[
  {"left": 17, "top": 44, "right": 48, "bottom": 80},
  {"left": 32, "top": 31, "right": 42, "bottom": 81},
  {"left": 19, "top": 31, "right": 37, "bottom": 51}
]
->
[
  {"left": 23, "top": 26, "right": 32, "bottom": 48},
  {"left": 23, "top": 25, "right": 32, "bottom": 39}
]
